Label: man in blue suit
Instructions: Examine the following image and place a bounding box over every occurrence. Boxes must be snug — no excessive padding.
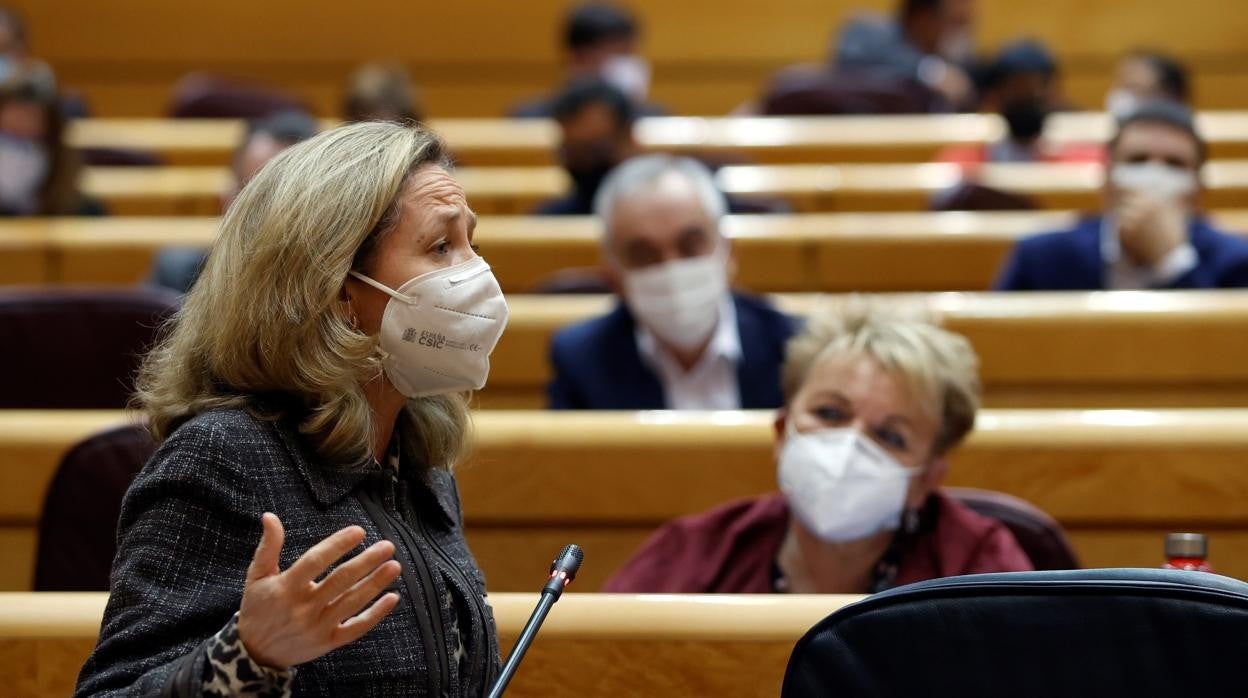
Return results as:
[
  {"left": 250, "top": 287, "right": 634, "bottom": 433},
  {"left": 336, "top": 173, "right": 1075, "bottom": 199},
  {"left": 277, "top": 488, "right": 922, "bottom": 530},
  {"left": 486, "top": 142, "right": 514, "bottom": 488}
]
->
[
  {"left": 996, "top": 101, "right": 1248, "bottom": 290},
  {"left": 547, "top": 154, "right": 797, "bottom": 409}
]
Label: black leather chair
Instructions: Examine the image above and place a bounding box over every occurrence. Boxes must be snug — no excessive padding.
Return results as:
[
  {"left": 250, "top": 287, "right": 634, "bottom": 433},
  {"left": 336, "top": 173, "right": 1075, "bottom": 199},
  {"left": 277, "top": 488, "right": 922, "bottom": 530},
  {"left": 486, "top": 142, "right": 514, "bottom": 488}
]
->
[
  {"left": 947, "top": 487, "right": 1079, "bottom": 570},
  {"left": 782, "top": 568, "right": 1248, "bottom": 697},
  {"left": 0, "top": 287, "right": 179, "bottom": 408},
  {"left": 33, "top": 423, "right": 156, "bottom": 591}
]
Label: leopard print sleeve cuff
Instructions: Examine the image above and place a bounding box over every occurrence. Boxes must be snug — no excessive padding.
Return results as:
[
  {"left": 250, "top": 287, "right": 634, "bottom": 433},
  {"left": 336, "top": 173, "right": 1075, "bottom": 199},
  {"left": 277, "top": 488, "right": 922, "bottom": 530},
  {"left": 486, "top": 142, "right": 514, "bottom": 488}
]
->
[{"left": 202, "top": 612, "right": 295, "bottom": 697}]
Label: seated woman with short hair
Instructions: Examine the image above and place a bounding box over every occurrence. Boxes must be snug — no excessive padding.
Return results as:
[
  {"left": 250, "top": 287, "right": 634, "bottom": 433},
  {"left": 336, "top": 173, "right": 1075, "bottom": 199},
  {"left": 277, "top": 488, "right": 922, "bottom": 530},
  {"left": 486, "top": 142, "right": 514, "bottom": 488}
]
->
[{"left": 604, "top": 302, "right": 1033, "bottom": 594}]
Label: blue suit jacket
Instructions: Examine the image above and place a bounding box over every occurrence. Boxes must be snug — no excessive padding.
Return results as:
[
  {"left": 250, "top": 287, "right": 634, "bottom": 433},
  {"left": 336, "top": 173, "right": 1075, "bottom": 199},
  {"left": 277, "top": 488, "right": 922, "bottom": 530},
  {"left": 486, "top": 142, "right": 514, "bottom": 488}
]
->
[
  {"left": 995, "top": 216, "right": 1248, "bottom": 291},
  {"left": 547, "top": 293, "right": 797, "bottom": 409}
]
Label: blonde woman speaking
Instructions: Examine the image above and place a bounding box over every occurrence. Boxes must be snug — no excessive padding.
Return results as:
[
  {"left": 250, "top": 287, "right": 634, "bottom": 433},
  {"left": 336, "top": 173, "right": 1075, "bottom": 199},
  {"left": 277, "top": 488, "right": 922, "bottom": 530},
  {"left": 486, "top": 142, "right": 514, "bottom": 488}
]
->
[{"left": 76, "top": 123, "right": 508, "bottom": 697}]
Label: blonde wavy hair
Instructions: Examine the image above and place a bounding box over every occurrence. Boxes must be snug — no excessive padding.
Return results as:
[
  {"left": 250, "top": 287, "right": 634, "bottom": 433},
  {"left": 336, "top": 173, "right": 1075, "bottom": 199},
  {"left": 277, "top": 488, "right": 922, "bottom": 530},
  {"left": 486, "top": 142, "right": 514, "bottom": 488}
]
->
[
  {"left": 781, "top": 298, "right": 981, "bottom": 457},
  {"left": 135, "top": 121, "right": 470, "bottom": 470}
]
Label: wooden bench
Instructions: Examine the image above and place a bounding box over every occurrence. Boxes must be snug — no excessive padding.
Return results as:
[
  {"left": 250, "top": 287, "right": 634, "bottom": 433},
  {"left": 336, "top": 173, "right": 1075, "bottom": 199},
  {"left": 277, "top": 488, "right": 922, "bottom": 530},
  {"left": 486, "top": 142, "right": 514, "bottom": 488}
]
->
[
  {"left": 5, "top": 212, "right": 1248, "bottom": 291},
  {"left": 0, "top": 591, "right": 856, "bottom": 697},
  {"left": 78, "top": 160, "right": 1248, "bottom": 215},
  {"left": 5, "top": 409, "right": 1248, "bottom": 592},
  {"left": 482, "top": 291, "right": 1248, "bottom": 409},
  {"left": 62, "top": 113, "right": 1248, "bottom": 166}
]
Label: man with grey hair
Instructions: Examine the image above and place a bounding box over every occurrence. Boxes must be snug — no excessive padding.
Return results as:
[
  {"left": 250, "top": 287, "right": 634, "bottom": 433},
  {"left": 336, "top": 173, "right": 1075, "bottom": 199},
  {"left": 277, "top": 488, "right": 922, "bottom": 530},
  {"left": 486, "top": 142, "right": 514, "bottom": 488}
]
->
[{"left": 547, "top": 154, "right": 797, "bottom": 409}]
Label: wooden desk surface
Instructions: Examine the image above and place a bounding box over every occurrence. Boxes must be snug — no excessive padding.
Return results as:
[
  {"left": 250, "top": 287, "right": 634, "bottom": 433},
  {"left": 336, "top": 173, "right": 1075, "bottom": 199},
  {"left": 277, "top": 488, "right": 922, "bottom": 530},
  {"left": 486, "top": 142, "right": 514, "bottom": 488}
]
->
[
  {"left": 76, "top": 159, "right": 1248, "bottom": 215},
  {"left": 5, "top": 408, "right": 1248, "bottom": 591},
  {"left": 6, "top": 211, "right": 1248, "bottom": 292},
  {"left": 0, "top": 592, "right": 858, "bottom": 697},
  {"left": 65, "top": 112, "right": 1248, "bottom": 166},
  {"left": 480, "top": 290, "right": 1248, "bottom": 409}
]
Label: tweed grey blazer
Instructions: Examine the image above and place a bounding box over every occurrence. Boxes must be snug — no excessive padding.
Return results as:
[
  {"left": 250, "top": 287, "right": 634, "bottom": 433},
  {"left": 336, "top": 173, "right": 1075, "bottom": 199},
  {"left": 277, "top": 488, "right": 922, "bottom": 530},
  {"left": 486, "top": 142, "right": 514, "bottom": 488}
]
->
[{"left": 74, "top": 406, "right": 501, "bottom": 697}]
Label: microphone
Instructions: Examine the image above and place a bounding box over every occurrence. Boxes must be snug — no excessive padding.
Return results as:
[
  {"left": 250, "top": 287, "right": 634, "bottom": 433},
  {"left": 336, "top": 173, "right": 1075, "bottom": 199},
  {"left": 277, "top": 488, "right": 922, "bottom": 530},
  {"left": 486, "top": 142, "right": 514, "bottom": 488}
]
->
[{"left": 486, "top": 544, "right": 584, "bottom": 698}]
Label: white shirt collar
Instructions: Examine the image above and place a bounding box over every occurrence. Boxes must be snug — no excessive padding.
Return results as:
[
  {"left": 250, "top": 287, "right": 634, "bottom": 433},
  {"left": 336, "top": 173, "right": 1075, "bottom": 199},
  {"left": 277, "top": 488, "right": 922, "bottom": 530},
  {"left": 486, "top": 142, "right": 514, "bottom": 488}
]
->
[
  {"left": 634, "top": 294, "right": 741, "bottom": 374},
  {"left": 1099, "top": 216, "right": 1199, "bottom": 289}
]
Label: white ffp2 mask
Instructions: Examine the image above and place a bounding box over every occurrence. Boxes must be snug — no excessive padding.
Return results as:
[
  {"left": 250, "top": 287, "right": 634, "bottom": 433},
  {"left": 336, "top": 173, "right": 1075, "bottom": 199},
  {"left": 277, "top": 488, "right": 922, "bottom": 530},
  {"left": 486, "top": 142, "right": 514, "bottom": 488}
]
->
[
  {"left": 350, "top": 258, "right": 509, "bottom": 398},
  {"left": 622, "top": 251, "right": 728, "bottom": 353},
  {"left": 777, "top": 426, "right": 920, "bottom": 543}
]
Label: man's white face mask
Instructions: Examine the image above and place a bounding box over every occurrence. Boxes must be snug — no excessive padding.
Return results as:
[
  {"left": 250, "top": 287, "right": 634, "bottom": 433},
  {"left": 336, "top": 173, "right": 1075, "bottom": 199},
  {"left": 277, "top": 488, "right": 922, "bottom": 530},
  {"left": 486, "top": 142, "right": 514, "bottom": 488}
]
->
[
  {"left": 1104, "top": 88, "right": 1141, "bottom": 121},
  {"left": 1110, "top": 161, "right": 1197, "bottom": 202},
  {"left": 621, "top": 246, "right": 728, "bottom": 353},
  {"left": 600, "top": 54, "right": 651, "bottom": 102}
]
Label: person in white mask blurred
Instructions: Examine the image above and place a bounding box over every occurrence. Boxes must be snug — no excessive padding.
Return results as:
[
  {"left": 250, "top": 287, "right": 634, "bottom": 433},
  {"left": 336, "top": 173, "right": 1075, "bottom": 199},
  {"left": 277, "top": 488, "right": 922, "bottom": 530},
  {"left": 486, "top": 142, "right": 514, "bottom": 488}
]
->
[
  {"left": 603, "top": 301, "right": 1032, "bottom": 593},
  {"left": 1104, "top": 50, "right": 1190, "bottom": 121},
  {"left": 0, "top": 70, "right": 96, "bottom": 216},
  {"left": 547, "top": 154, "right": 797, "bottom": 409},
  {"left": 997, "top": 101, "right": 1248, "bottom": 290},
  {"left": 510, "top": 2, "right": 666, "bottom": 119}
]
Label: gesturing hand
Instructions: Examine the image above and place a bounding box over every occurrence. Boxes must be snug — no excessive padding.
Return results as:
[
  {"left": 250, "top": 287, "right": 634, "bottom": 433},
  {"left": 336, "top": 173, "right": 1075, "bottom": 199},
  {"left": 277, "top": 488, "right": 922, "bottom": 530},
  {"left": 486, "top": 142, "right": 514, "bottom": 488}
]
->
[
  {"left": 237, "top": 513, "right": 402, "bottom": 670},
  {"left": 1117, "top": 191, "right": 1187, "bottom": 267}
]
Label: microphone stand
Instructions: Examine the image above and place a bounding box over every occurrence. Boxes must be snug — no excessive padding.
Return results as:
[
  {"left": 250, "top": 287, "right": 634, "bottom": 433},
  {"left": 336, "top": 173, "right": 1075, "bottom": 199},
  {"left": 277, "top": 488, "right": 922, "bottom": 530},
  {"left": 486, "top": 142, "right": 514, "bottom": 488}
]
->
[{"left": 486, "top": 544, "right": 583, "bottom": 698}]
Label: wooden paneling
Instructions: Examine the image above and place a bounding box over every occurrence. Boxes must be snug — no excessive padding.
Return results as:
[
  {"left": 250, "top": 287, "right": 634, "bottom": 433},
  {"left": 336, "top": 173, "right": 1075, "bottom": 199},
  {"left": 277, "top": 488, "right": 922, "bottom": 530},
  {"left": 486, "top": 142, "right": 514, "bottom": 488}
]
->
[
  {"left": 69, "top": 159, "right": 1248, "bottom": 215},
  {"left": 11, "top": 0, "right": 1248, "bottom": 115},
  {"left": 477, "top": 291, "right": 1248, "bottom": 409},
  {"left": 5, "top": 409, "right": 1248, "bottom": 591},
  {"left": 7, "top": 212, "right": 1248, "bottom": 292},
  {"left": 64, "top": 112, "right": 1248, "bottom": 167},
  {"left": 0, "top": 592, "right": 859, "bottom": 697}
]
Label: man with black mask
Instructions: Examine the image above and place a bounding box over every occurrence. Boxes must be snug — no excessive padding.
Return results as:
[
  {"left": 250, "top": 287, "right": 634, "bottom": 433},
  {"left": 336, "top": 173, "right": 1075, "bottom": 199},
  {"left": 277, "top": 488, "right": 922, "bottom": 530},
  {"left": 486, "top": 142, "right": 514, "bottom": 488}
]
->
[
  {"left": 535, "top": 79, "right": 640, "bottom": 216},
  {"left": 938, "top": 39, "right": 1101, "bottom": 165}
]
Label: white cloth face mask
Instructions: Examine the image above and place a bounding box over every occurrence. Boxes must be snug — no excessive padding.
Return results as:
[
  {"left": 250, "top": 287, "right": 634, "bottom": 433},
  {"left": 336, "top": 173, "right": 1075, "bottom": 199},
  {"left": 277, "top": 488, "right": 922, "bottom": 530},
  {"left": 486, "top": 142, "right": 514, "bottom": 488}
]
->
[
  {"left": 600, "top": 54, "right": 651, "bottom": 101},
  {"left": 777, "top": 425, "right": 922, "bottom": 543},
  {"left": 622, "top": 248, "right": 729, "bottom": 353},
  {"left": 1104, "top": 88, "right": 1141, "bottom": 121},
  {"left": 1110, "top": 161, "right": 1197, "bottom": 201},
  {"left": 0, "top": 134, "right": 48, "bottom": 214},
  {"left": 349, "top": 257, "right": 509, "bottom": 398}
]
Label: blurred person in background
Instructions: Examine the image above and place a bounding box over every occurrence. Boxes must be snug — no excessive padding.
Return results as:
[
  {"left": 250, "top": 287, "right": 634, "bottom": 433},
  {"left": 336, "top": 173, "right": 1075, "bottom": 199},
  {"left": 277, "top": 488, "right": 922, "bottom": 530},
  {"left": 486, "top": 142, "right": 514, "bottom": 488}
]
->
[
  {"left": 939, "top": 40, "right": 1101, "bottom": 165},
  {"left": 0, "top": 7, "right": 54, "bottom": 93},
  {"left": 342, "top": 62, "right": 425, "bottom": 124},
  {"left": 150, "top": 110, "right": 318, "bottom": 293},
  {"left": 511, "top": 2, "right": 665, "bottom": 118},
  {"left": 604, "top": 301, "right": 1032, "bottom": 593},
  {"left": 0, "top": 70, "right": 98, "bottom": 216},
  {"left": 547, "top": 154, "right": 796, "bottom": 409},
  {"left": 997, "top": 101, "right": 1248, "bottom": 290},
  {"left": 535, "top": 79, "right": 640, "bottom": 215},
  {"left": 1105, "top": 50, "right": 1191, "bottom": 120},
  {"left": 832, "top": 0, "right": 977, "bottom": 107}
]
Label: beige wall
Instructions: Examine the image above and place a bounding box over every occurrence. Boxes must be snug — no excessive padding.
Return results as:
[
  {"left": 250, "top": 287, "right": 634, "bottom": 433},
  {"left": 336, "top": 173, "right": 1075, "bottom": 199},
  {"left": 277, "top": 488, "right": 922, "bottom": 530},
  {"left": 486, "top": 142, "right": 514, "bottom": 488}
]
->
[{"left": 11, "top": 0, "right": 1248, "bottom": 116}]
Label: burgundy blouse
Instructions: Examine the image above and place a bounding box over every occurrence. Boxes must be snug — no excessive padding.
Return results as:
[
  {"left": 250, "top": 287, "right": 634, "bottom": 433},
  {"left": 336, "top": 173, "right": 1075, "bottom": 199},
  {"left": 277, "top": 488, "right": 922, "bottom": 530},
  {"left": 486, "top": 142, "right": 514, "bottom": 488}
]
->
[{"left": 603, "top": 490, "right": 1034, "bottom": 593}]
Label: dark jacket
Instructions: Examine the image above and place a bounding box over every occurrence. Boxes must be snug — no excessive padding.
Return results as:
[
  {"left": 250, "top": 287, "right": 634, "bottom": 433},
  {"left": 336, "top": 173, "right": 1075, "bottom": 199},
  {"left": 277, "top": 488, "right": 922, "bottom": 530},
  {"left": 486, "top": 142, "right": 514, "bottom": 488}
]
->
[
  {"left": 75, "top": 407, "right": 500, "bottom": 697},
  {"left": 547, "top": 292, "right": 797, "bottom": 409},
  {"left": 995, "top": 216, "right": 1248, "bottom": 290},
  {"left": 602, "top": 491, "right": 1033, "bottom": 593}
]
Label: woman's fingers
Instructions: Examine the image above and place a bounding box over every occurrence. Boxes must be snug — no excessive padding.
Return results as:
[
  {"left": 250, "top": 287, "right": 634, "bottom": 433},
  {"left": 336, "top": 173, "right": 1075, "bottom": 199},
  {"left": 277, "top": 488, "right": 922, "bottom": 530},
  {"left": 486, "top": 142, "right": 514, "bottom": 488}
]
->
[
  {"left": 323, "top": 559, "right": 403, "bottom": 625},
  {"left": 313, "top": 539, "right": 396, "bottom": 602},
  {"left": 285, "top": 525, "right": 367, "bottom": 588},
  {"left": 331, "top": 592, "right": 401, "bottom": 648},
  {"left": 246, "top": 513, "right": 285, "bottom": 582}
]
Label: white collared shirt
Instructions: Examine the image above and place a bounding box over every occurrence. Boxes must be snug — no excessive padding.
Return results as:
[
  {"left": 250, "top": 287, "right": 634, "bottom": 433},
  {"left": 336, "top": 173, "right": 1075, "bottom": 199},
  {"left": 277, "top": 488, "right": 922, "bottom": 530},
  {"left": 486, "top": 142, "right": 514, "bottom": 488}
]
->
[
  {"left": 634, "top": 295, "right": 742, "bottom": 410},
  {"left": 1100, "top": 216, "right": 1198, "bottom": 290}
]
